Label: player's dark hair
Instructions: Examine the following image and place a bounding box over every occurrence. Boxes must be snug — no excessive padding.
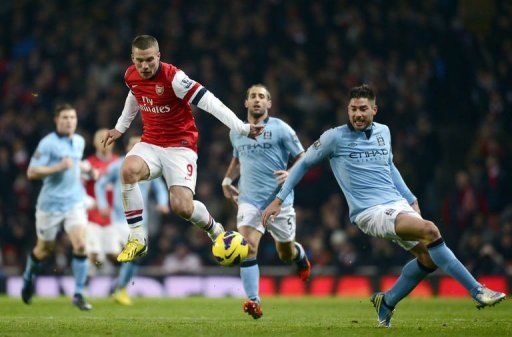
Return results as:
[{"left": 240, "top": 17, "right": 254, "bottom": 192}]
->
[
  {"left": 132, "top": 35, "right": 159, "bottom": 51},
  {"left": 349, "top": 84, "right": 375, "bottom": 102},
  {"left": 246, "top": 84, "right": 271, "bottom": 100},
  {"left": 54, "top": 103, "right": 75, "bottom": 117}
]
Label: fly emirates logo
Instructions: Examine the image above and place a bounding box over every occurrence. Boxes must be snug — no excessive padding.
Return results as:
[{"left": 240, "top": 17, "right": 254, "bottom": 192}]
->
[{"left": 139, "top": 96, "right": 170, "bottom": 113}]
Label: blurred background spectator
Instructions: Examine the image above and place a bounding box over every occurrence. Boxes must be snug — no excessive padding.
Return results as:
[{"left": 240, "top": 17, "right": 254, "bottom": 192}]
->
[{"left": 0, "top": 0, "right": 511, "bottom": 277}]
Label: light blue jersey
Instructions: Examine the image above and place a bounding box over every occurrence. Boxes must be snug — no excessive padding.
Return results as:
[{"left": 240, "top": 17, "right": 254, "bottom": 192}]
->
[
  {"left": 230, "top": 117, "right": 304, "bottom": 210},
  {"left": 277, "top": 122, "right": 416, "bottom": 222},
  {"left": 95, "top": 156, "right": 169, "bottom": 224},
  {"left": 29, "top": 132, "right": 86, "bottom": 212}
]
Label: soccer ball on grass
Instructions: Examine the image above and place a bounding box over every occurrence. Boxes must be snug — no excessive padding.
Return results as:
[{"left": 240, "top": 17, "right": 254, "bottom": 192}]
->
[{"left": 212, "top": 231, "right": 249, "bottom": 266}]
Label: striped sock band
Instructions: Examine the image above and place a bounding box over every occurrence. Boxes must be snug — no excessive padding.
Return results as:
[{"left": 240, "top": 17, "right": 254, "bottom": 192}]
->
[{"left": 125, "top": 209, "right": 143, "bottom": 226}]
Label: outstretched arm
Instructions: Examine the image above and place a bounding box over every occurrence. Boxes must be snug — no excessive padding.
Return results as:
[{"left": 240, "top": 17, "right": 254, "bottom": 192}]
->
[
  {"left": 386, "top": 126, "right": 418, "bottom": 212},
  {"left": 171, "top": 70, "right": 264, "bottom": 139},
  {"left": 196, "top": 91, "right": 263, "bottom": 139},
  {"left": 114, "top": 91, "right": 139, "bottom": 133},
  {"left": 390, "top": 162, "right": 418, "bottom": 210},
  {"left": 262, "top": 129, "right": 336, "bottom": 225},
  {"left": 102, "top": 92, "right": 139, "bottom": 147}
]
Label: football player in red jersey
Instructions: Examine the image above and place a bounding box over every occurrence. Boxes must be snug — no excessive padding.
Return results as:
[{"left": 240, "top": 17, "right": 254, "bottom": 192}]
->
[
  {"left": 102, "top": 35, "right": 264, "bottom": 262},
  {"left": 83, "top": 129, "right": 119, "bottom": 266}
]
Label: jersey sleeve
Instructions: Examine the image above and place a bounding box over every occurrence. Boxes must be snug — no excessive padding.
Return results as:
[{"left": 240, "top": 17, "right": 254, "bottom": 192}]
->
[
  {"left": 171, "top": 70, "right": 206, "bottom": 104},
  {"left": 29, "top": 137, "right": 52, "bottom": 168},
  {"left": 229, "top": 130, "right": 239, "bottom": 158},
  {"left": 386, "top": 127, "right": 416, "bottom": 203},
  {"left": 115, "top": 92, "right": 139, "bottom": 133},
  {"left": 280, "top": 121, "right": 304, "bottom": 158},
  {"left": 276, "top": 128, "right": 336, "bottom": 201},
  {"left": 303, "top": 128, "right": 337, "bottom": 164},
  {"left": 77, "top": 135, "right": 86, "bottom": 159}
]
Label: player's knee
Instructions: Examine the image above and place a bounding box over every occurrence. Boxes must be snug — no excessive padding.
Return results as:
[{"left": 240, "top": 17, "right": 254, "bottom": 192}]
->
[
  {"left": 247, "top": 243, "right": 258, "bottom": 258},
  {"left": 37, "top": 247, "right": 53, "bottom": 259},
  {"left": 35, "top": 242, "right": 55, "bottom": 258},
  {"left": 73, "top": 243, "right": 87, "bottom": 255},
  {"left": 422, "top": 221, "right": 441, "bottom": 242},
  {"left": 121, "top": 164, "right": 141, "bottom": 184},
  {"left": 244, "top": 237, "right": 259, "bottom": 257}
]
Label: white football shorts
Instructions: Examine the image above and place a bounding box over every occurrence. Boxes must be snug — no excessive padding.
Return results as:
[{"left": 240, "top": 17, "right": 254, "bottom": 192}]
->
[
  {"left": 35, "top": 202, "right": 87, "bottom": 241},
  {"left": 127, "top": 142, "right": 197, "bottom": 193},
  {"left": 86, "top": 222, "right": 120, "bottom": 255},
  {"left": 237, "top": 202, "right": 296, "bottom": 243},
  {"left": 354, "top": 199, "right": 420, "bottom": 250}
]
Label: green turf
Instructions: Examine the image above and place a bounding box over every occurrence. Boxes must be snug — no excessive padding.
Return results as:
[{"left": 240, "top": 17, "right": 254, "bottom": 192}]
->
[{"left": 0, "top": 296, "right": 510, "bottom": 337}]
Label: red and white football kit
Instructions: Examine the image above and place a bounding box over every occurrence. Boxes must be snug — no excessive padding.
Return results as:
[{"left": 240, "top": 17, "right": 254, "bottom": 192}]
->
[
  {"left": 84, "top": 153, "right": 119, "bottom": 255},
  {"left": 115, "top": 62, "right": 250, "bottom": 192}
]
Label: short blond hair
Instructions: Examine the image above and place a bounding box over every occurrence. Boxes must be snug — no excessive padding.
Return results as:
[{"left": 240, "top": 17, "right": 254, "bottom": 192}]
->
[
  {"left": 132, "top": 35, "right": 159, "bottom": 51},
  {"left": 246, "top": 84, "right": 271, "bottom": 100}
]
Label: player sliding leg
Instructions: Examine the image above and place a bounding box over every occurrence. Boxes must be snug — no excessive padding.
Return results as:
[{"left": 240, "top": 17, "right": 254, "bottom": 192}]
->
[{"left": 372, "top": 213, "right": 506, "bottom": 327}]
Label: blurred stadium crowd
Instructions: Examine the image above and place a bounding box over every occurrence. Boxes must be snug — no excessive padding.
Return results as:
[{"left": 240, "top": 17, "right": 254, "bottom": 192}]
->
[{"left": 0, "top": 0, "right": 511, "bottom": 277}]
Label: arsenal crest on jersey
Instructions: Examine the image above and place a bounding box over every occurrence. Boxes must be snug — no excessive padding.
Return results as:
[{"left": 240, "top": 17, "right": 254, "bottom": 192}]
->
[{"left": 155, "top": 84, "right": 164, "bottom": 95}]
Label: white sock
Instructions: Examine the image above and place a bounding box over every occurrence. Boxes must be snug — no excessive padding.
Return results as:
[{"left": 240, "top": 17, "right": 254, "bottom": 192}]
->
[
  {"left": 129, "top": 226, "right": 147, "bottom": 243},
  {"left": 122, "top": 183, "right": 146, "bottom": 240},
  {"left": 189, "top": 200, "right": 217, "bottom": 233}
]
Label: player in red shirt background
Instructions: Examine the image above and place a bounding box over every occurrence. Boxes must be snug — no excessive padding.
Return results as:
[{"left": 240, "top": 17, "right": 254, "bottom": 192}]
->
[
  {"left": 102, "top": 35, "right": 264, "bottom": 262},
  {"left": 83, "top": 129, "right": 119, "bottom": 266}
]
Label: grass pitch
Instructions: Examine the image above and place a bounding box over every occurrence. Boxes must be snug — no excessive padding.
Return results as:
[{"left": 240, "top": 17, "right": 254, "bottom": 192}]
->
[{"left": 0, "top": 296, "right": 510, "bottom": 337}]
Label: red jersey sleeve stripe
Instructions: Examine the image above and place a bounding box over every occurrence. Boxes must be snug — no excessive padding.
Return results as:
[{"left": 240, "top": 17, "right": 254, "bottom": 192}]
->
[{"left": 183, "top": 82, "right": 201, "bottom": 102}]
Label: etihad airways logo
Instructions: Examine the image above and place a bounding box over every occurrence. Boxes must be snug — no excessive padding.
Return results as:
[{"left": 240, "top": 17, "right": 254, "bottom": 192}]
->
[
  {"left": 349, "top": 149, "right": 389, "bottom": 159},
  {"left": 237, "top": 143, "right": 272, "bottom": 152}
]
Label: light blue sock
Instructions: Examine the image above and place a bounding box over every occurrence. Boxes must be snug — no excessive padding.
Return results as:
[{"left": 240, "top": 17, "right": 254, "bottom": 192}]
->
[
  {"left": 23, "top": 253, "right": 41, "bottom": 282},
  {"left": 72, "top": 255, "right": 89, "bottom": 295},
  {"left": 240, "top": 258, "right": 260, "bottom": 303},
  {"left": 385, "top": 259, "right": 435, "bottom": 307},
  {"left": 117, "top": 262, "right": 138, "bottom": 289},
  {"left": 428, "top": 239, "right": 481, "bottom": 296}
]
